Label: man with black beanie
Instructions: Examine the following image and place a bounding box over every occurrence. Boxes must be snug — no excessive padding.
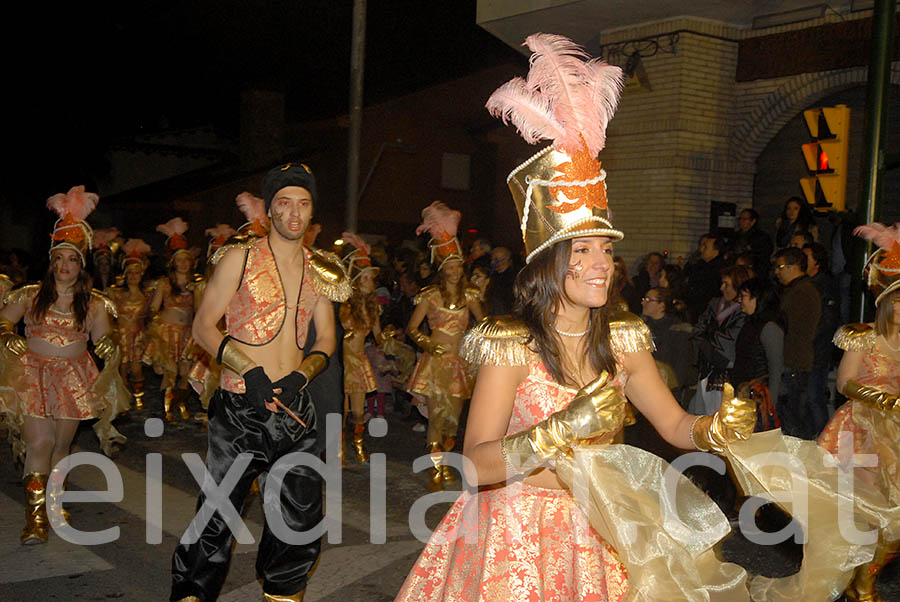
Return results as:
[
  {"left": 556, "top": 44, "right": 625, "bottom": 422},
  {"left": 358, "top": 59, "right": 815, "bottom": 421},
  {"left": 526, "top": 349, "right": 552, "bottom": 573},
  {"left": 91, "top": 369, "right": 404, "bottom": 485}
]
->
[{"left": 170, "top": 162, "right": 350, "bottom": 602}]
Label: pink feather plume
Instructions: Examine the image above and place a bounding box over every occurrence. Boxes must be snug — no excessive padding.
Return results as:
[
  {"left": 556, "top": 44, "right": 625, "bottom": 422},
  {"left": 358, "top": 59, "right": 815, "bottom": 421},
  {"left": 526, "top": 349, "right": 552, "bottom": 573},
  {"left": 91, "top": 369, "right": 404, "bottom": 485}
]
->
[
  {"left": 341, "top": 231, "right": 371, "bottom": 256},
  {"left": 157, "top": 218, "right": 189, "bottom": 238},
  {"left": 236, "top": 192, "right": 266, "bottom": 223},
  {"left": 92, "top": 227, "right": 121, "bottom": 247},
  {"left": 122, "top": 238, "right": 151, "bottom": 257},
  {"left": 416, "top": 201, "right": 461, "bottom": 239},
  {"left": 205, "top": 224, "right": 236, "bottom": 239},
  {"left": 854, "top": 222, "right": 900, "bottom": 251},
  {"left": 485, "top": 33, "right": 624, "bottom": 157},
  {"left": 46, "top": 185, "right": 99, "bottom": 221}
]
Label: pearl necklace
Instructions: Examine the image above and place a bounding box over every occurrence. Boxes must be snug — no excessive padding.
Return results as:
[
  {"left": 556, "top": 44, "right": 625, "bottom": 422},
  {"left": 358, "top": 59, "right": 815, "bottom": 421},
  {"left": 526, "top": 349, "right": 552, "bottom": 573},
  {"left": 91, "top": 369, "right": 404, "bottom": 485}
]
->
[
  {"left": 881, "top": 334, "right": 900, "bottom": 353},
  {"left": 554, "top": 323, "right": 590, "bottom": 337}
]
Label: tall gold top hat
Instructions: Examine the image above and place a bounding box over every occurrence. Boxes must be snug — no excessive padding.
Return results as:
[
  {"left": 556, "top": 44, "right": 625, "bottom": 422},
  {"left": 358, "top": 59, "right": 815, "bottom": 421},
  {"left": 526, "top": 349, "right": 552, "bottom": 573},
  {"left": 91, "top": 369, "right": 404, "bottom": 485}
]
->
[
  {"left": 416, "top": 201, "right": 464, "bottom": 270},
  {"left": 486, "top": 34, "right": 625, "bottom": 264},
  {"left": 46, "top": 185, "right": 99, "bottom": 265},
  {"left": 341, "top": 231, "right": 380, "bottom": 282},
  {"left": 121, "top": 238, "right": 151, "bottom": 274},
  {"left": 92, "top": 227, "right": 122, "bottom": 259},
  {"left": 855, "top": 222, "right": 900, "bottom": 305}
]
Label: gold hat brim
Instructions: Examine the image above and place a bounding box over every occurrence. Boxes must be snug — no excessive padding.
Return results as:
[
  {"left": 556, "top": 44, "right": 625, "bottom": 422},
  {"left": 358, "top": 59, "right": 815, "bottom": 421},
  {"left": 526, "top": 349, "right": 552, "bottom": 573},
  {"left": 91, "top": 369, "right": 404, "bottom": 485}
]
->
[{"left": 863, "top": 249, "right": 900, "bottom": 305}]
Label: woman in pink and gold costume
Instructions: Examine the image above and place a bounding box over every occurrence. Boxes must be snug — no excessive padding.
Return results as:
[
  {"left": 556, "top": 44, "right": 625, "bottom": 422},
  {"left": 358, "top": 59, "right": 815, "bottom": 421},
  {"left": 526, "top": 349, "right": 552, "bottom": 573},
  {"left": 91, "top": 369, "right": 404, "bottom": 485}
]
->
[
  {"left": 406, "top": 201, "right": 484, "bottom": 491},
  {"left": 144, "top": 217, "right": 198, "bottom": 422},
  {"left": 107, "top": 238, "right": 152, "bottom": 408},
  {"left": 396, "top": 35, "right": 763, "bottom": 602},
  {"left": 818, "top": 223, "right": 900, "bottom": 602},
  {"left": 0, "top": 186, "right": 129, "bottom": 545}
]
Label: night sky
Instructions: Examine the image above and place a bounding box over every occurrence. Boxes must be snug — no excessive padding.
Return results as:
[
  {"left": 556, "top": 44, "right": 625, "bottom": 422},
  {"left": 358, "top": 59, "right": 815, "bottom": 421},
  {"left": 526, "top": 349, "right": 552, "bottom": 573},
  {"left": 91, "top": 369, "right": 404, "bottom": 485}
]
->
[{"left": 4, "top": 1, "right": 520, "bottom": 198}]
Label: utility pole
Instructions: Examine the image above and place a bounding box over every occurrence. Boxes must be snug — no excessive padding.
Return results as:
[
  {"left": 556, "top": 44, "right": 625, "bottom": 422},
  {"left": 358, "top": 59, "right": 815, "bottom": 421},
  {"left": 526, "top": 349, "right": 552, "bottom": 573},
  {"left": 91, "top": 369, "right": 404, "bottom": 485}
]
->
[{"left": 346, "top": 0, "right": 366, "bottom": 233}]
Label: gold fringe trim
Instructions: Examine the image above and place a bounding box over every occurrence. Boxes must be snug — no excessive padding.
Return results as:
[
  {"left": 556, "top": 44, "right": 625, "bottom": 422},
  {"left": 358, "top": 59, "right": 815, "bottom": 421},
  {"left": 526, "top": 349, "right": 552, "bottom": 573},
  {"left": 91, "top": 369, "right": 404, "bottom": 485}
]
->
[
  {"left": 210, "top": 239, "right": 255, "bottom": 265},
  {"left": 91, "top": 289, "right": 118, "bottom": 319},
  {"left": 2, "top": 283, "right": 38, "bottom": 307},
  {"left": 460, "top": 315, "right": 530, "bottom": 366},
  {"left": 308, "top": 249, "right": 351, "bottom": 302},
  {"left": 608, "top": 310, "right": 655, "bottom": 356},
  {"left": 833, "top": 323, "right": 876, "bottom": 352}
]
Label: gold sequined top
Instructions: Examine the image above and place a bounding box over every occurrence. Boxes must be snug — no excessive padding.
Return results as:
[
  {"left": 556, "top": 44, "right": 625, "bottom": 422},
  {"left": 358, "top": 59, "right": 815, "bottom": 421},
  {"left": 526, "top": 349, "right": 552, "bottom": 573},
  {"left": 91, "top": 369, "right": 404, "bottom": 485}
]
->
[
  {"left": 414, "top": 285, "right": 480, "bottom": 337},
  {"left": 2, "top": 285, "right": 117, "bottom": 347}
]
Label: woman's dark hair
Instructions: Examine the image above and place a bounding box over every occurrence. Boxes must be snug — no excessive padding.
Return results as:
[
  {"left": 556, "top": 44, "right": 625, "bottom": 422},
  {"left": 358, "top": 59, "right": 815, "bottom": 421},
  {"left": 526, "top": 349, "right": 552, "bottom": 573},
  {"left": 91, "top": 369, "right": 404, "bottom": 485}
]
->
[
  {"left": 348, "top": 288, "right": 380, "bottom": 332},
  {"left": 31, "top": 258, "right": 92, "bottom": 330},
  {"left": 803, "top": 242, "right": 829, "bottom": 273},
  {"left": 720, "top": 264, "right": 751, "bottom": 292},
  {"left": 514, "top": 239, "right": 617, "bottom": 387},
  {"left": 660, "top": 264, "right": 684, "bottom": 290},
  {"left": 781, "top": 196, "right": 816, "bottom": 231},
  {"left": 738, "top": 278, "right": 782, "bottom": 326}
]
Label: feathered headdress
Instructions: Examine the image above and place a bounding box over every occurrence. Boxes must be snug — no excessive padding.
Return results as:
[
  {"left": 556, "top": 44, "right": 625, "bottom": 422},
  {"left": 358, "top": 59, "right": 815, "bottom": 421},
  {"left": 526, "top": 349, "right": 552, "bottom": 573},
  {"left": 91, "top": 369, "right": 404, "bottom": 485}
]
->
[
  {"left": 46, "top": 185, "right": 99, "bottom": 265},
  {"left": 156, "top": 217, "right": 191, "bottom": 262},
  {"left": 416, "top": 201, "right": 464, "bottom": 269},
  {"left": 236, "top": 192, "right": 270, "bottom": 237},
  {"left": 854, "top": 222, "right": 900, "bottom": 305},
  {"left": 205, "top": 223, "right": 237, "bottom": 259},
  {"left": 341, "top": 231, "right": 379, "bottom": 282},
  {"left": 121, "top": 238, "right": 151, "bottom": 273},
  {"left": 92, "top": 227, "right": 122, "bottom": 257},
  {"left": 486, "top": 33, "right": 625, "bottom": 263}
]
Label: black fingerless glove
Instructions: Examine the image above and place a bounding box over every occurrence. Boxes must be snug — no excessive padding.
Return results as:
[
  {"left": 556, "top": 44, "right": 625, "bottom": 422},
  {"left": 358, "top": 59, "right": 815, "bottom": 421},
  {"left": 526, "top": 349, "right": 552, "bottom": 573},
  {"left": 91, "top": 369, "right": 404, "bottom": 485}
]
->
[
  {"left": 274, "top": 371, "right": 308, "bottom": 398},
  {"left": 242, "top": 366, "right": 276, "bottom": 417}
]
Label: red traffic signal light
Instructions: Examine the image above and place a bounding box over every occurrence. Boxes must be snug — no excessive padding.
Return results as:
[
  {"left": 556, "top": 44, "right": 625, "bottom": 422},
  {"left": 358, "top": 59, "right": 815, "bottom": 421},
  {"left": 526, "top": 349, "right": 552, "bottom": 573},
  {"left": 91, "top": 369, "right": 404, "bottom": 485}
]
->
[{"left": 799, "top": 105, "right": 850, "bottom": 212}]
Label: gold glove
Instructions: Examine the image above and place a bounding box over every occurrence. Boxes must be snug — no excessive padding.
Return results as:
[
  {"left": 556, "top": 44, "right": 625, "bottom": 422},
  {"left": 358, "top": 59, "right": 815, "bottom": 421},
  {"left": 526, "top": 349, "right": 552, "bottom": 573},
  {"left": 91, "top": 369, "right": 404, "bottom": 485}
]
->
[
  {"left": 501, "top": 372, "right": 625, "bottom": 473},
  {"left": 92, "top": 331, "right": 118, "bottom": 361},
  {"left": 843, "top": 380, "right": 900, "bottom": 412},
  {"left": 297, "top": 351, "right": 328, "bottom": 387},
  {"left": 408, "top": 327, "right": 449, "bottom": 356},
  {"left": 377, "top": 325, "right": 398, "bottom": 345},
  {"left": 217, "top": 337, "right": 255, "bottom": 375},
  {"left": 691, "top": 382, "right": 756, "bottom": 453},
  {"left": 0, "top": 317, "right": 26, "bottom": 356}
]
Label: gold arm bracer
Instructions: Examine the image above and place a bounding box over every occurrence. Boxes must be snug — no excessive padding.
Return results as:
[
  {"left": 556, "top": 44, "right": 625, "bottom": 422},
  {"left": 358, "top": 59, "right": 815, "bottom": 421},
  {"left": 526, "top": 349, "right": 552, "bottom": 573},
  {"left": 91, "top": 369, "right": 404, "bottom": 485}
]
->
[
  {"left": 93, "top": 330, "right": 119, "bottom": 362},
  {"left": 843, "top": 380, "right": 900, "bottom": 412},
  {"left": 0, "top": 317, "right": 26, "bottom": 356},
  {"left": 297, "top": 352, "right": 328, "bottom": 388},
  {"left": 219, "top": 339, "right": 256, "bottom": 376},
  {"left": 408, "top": 327, "right": 447, "bottom": 356}
]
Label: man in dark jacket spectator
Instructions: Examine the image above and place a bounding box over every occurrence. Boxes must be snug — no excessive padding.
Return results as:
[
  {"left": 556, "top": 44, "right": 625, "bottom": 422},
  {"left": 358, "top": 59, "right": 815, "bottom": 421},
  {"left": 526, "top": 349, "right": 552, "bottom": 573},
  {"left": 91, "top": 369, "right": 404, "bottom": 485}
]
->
[
  {"left": 773, "top": 247, "right": 821, "bottom": 439},
  {"left": 683, "top": 233, "right": 726, "bottom": 323},
  {"left": 804, "top": 242, "right": 839, "bottom": 432},
  {"left": 484, "top": 246, "right": 519, "bottom": 316},
  {"left": 734, "top": 209, "right": 774, "bottom": 275}
]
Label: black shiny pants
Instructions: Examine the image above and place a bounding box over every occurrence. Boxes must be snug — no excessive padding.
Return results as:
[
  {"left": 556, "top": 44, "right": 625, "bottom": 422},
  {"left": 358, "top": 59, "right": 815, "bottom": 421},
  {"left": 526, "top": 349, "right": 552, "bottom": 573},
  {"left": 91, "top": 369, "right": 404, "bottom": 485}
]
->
[{"left": 171, "top": 388, "right": 321, "bottom": 601}]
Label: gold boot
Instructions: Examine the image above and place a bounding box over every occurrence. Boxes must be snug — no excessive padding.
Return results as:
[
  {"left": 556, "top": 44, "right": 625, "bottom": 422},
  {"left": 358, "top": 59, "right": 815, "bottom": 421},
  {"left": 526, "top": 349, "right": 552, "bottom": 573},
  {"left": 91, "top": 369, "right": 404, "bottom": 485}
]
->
[
  {"left": 427, "top": 441, "right": 444, "bottom": 492},
  {"left": 263, "top": 590, "right": 305, "bottom": 601},
  {"left": 163, "top": 388, "right": 176, "bottom": 423},
  {"left": 340, "top": 431, "right": 348, "bottom": 468},
  {"left": 21, "top": 473, "right": 49, "bottom": 545},
  {"left": 47, "top": 472, "right": 71, "bottom": 525},
  {"left": 132, "top": 379, "right": 145, "bottom": 411},
  {"left": 440, "top": 436, "right": 459, "bottom": 483},
  {"left": 845, "top": 535, "right": 900, "bottom": 602},
  {"left": 176, "top": 388, "right": 191, "bottom": 421},
  {"left": 351, "top": 422, "right": 369, "bottom": 464}
]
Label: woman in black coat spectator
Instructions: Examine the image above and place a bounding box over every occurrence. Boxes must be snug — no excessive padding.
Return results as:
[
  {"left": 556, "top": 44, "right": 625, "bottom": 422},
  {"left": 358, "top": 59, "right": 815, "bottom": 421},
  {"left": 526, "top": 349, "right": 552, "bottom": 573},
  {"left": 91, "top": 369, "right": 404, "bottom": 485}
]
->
[{"left": 774, "top": 196, "right": 819, "bottom": 248}]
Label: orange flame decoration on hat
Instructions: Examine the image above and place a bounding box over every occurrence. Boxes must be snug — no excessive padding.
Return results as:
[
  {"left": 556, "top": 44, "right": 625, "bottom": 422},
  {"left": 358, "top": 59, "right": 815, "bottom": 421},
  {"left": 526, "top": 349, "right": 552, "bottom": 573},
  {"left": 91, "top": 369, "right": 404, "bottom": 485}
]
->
[
  {"left": 236, "top": 192, "right": 270, "bottom": 237},
  {"left": 156, "top": 217, "right": 190, "bottom": 260},
  {"left": 46, "top": 185, "right": 99, "bottom": 265},
  {"left": 341, "top": 231, "right": 379, "bottom": 282},
  {"left": 92, "top": 227, "right": 122, "bottom": 256},
  {"left": 416, "top": 201, "right": 464, "bottom": 269},
  {"left": 205, "top": 223, "right": 237, "bottom": 259},
  {"left": 121, "top": 238, "right": 151, "bottom": 273},
  {"left": 855, "top": 222, "right": 900, "bottom": 305}
]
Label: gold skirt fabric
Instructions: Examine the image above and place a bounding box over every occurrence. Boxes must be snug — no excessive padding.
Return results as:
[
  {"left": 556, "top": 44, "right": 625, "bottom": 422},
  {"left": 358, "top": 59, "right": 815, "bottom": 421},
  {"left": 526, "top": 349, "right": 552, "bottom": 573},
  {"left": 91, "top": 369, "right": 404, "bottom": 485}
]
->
[
  {"left": 142, "top": 318, "right": 191, "bottom": 377},
  {"left": 344, "top": 343, "right": 377, "bottom": 394},
  {"left": 406, "top": 352, "right": 473, "bottom": 400},
  {"left": 119, "top": 325, "right": 146, "bottom": 365}
]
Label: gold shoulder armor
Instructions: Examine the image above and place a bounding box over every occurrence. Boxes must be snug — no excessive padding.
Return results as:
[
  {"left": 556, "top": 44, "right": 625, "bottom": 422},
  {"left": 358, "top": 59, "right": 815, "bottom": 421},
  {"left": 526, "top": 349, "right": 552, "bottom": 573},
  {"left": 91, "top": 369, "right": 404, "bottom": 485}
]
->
[
  {"left": 0, "top": 274, "right": 12, "bottom": 296},
  {"left": 3, "top": 283, "right": 39, "bottom": 307},
  {"left": 308, "top": 249, "right": 351, "bottom": 302},
  {"left": 91, "top": 289, "right": 118, "bottom": 319},
  {"left": 186, "top": 274, "right": 207, "bottom": 292},
  {"left": 464, "top": 286, "right": 483, "bottom": 304},
  {"left": 460, "top": 315, "right": 531, "bottom": 367},
  {"left": 833, "top": 323, "right": 876, "bottom": 352},
  {"left": 608, "top": 310, "right": 655, "bottom": 356},
  {"left": 414, "top": 284, "right": 440, "bottom": 306},
  {"left": 210, "top": 239, "right": 254, "bottom": 265}
]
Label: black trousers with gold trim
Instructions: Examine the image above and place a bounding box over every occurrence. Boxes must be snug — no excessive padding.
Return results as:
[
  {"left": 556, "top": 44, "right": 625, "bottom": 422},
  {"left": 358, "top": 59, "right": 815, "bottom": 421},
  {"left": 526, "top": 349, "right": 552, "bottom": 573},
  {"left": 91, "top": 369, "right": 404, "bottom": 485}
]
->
[{"left": 170, "top": 388, "right": 320, "bottom": 601}]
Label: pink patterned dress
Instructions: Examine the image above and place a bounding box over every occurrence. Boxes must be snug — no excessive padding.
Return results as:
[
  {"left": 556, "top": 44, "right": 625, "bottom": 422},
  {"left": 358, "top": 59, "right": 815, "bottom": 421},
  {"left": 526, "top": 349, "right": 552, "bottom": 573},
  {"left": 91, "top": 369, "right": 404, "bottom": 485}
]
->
[
  {"left": 818, "top": 323, "right": 900, "bottom": 504},
  {"left": 395, "top": 347, "right": 630, "bottom": 601}
]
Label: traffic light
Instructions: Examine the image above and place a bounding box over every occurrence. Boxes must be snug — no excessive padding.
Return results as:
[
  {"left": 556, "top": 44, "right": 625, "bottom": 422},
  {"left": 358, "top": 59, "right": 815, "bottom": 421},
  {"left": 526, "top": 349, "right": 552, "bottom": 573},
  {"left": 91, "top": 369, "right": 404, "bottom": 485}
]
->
[{"left": 800, "top": 104, "right": 850, "bottom": 212}]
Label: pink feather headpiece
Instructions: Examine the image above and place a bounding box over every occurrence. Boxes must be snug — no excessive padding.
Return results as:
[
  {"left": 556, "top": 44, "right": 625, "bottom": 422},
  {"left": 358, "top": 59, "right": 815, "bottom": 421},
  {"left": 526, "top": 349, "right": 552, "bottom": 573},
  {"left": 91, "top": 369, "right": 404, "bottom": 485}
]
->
[
  {"left": 46, "top": 185, "right": 99, "bottom": 264},
  {"left": 205, "top": 223, "right": 237, "bottom": 258},
  {"left": 341, "top": 231, "right": 378, "bottom": 282},
  {"left": 854, "top": 222, "right": 900, "bottom": 305},
  {"left": 236, "top": 192, "right": 270, "bottom": 237},
  {"left": 416, "top": 201, "right": 463, "bottom": 268},
  {"left": 92, "top": 227, "right": 122, "bottom": 255},
  {"left": 157, "top": 217, "right": 191, "bottom": 259},
  {"left": 121, "top": 238, "right": 151, "bottom": 272}
]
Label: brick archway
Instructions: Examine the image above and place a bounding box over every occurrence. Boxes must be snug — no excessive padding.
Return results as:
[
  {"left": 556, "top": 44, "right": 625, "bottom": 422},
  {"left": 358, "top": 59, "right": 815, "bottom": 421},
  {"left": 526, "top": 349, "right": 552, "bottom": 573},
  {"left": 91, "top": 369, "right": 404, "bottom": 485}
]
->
[{"left": 733, "top": 62, "right": 900, "bottom": 164}]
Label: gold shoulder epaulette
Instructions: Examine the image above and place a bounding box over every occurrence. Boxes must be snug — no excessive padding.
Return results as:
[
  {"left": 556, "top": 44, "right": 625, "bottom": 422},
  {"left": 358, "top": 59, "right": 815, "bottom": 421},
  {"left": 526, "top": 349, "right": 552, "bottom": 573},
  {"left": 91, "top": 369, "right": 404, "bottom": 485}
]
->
[
  {"left": 3, "top": 283, "right": 39, "bottom": 307},
  {"left": 608, "top": 310, "right": 655, "bottom": 356},
  {"left": 414, "top": 284, "right": 440, "bottom": 307},
  {"left": 186, "top": 274, "right": 207, "bottom": 292},
  {"left": 91, "top": 289, "right": 118, "bottom": 319},
  {"left": 0, "top": 274, "right": 12, "bottom": 294},
  {"left": 833, "top": 323, "right": 876, "bottom": 352},
  {"left": 308, "top": 249, "right": 351, "bottom": 302},
  {"left": 464, "top": 286, "right": 483, "bottom": 304},
  {"left": 210, "top": 239, "right": 255, "bottom": 265},
  {"left": 460, "top": 315, "right": 531, "bottom": 367}
]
